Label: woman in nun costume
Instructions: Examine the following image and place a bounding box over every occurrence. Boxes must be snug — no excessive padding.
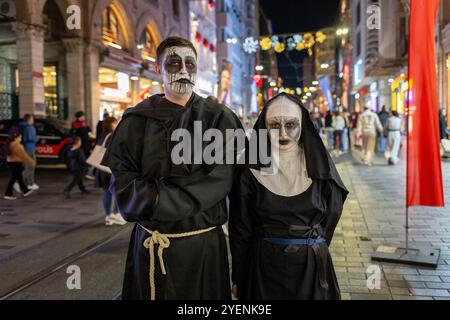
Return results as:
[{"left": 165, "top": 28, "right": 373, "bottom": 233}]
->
[{"left": 229, "top": 93, "right": 349, "bottom": 300}]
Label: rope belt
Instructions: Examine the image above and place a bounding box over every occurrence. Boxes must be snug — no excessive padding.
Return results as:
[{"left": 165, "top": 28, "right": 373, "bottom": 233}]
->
[{"left": 139, "top": 224, "right": 217, "bottom": 300}]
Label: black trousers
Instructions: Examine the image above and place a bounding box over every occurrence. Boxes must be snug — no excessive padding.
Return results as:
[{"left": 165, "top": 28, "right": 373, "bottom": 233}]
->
[
  {"left": 5, "top": 162, "right": 29, "bottom": 197},
  {"left": 65, "top": 172, "right": 86, "bottom": 193}
]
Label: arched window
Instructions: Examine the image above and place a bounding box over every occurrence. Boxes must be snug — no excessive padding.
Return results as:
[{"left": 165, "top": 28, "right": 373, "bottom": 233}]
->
[
  {"left": 102, "top": 5, "right": 127, "bottom": 50},
  {"left": 138, "top": 27, "right": 158, "bottom": 61},
  {"left": 43, "top": 0, "right": 66, "bottom": 41}
]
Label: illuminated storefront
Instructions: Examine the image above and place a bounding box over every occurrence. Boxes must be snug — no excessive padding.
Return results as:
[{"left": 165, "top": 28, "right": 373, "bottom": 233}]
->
[
  {"left": 391, "top": 74, "right": 408, "bottom": 114},
  {"left": 99, "top": 68, "right": 132, "bottom": 119},
  {"left": 139, "top": 78, "right": 163, "bottom": 100},
  {"left": 43, "top": 66, "right": 59, "bottom": 117}
]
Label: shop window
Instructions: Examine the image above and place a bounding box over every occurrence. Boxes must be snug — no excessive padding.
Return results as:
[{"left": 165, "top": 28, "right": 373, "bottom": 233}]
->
[
  {"left": 44, "top": 66, "right": 59, "bottom": 117},
  {"left": 102, "top": 6, "right": 127, "bottom": 50}
]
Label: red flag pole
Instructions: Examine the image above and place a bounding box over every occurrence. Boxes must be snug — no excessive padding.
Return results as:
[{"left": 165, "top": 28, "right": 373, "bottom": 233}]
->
[{"left": 372, "top": 0, "right": 442, "bottom": 267}]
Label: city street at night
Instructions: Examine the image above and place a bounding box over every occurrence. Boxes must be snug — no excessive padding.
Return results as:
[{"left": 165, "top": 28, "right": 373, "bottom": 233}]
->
[
  {"left": 0, "top": 0, "right": 450, "bottom": 311},
  {"left": 1, "top": 149, "right": 449, "bottom": 300}
]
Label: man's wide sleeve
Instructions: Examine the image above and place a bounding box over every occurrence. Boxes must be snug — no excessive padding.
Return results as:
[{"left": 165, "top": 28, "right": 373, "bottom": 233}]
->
[{"left": 101, "top": 116, "right": 158, "bottom": 222}]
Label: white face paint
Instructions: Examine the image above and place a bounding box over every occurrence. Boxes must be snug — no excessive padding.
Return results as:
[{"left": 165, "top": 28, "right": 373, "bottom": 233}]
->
[
  {"left": 160, "top": 46, "right": 198, "bottom": 98},
  {"left": 266, "top": 96, "right": 302, "bottom": 153}
]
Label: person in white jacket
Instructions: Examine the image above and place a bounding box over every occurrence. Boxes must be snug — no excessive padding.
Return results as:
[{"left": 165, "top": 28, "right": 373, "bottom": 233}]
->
[
  {"left": 384, "top": 111, "right": 403, "bottom": 165},
  {"left": 356, "top": 106, "right": 383, "bottom": 166}
]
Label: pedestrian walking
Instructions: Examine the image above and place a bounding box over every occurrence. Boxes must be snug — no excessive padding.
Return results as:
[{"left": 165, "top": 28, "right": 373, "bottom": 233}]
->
[
  {"left": 439, "top": 109, "right": 448, "bottom": 140},
  {"left": 385, "top": 111, "right": 403, "bottom": 165},
  {"left": 94, "top": 117, "right": 126, "bottom": 226},
  {"left": 71, "top": 111, "right": 94, "bottom": 180},
  {"left": 377, "top": 106, "right": 389, "bottom": 153},
  {"left": 3, "top": 128, "right": 36, "bottom": 201},
  {"left": 311, "top": 110, "right": 324, "bottom": 133},
  {"left": 332, "top": 111, "right": 346, "bottom": 154},
  {"left": 71, "top": 111, "right": 92, "bottom": 157},
  {"left": 357, "top": 106, "right": 383, "bottom": 166},
  {"left": 64, "top": 136, "right": 91, "bottom": 199},
  {"left": 341, "top": 109, "right": 351, "bottom": 153},
  {"left": 16, "top": 114, "right": 39, "bottom": 192},
  {"left": 95, "top": 110, "right": 110, "bottom": 145},
  {"left": 324, "top": 110, "right": 334, "bottom": 149}
]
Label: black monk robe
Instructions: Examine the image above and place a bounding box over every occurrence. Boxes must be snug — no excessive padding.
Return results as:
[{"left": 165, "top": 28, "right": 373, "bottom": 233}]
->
[
  {"left": 229, "top": 93, "right": 349, "bottom": 300},
  {"left": 102, "top": 93, "right": 243, "bottom": 300}
]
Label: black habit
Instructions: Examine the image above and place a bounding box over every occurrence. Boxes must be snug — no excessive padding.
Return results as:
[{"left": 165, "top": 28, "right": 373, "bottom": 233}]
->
[
  {"left": 102, "top": 93, "right": 243, "bottom": 300},
  {"left": 229, "top": 93, "right": 349, "bottom": 300}
]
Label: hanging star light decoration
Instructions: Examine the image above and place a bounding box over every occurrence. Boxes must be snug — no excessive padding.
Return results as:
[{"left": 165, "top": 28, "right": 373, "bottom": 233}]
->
[
  {"left": 315, "top": 31, "right": 327, "bottom": 43},
  {"left": 271, "top": 36, "right": 280, "bottom": 48},
  {"left": 274, "top": 42, "right": 286, "bottom": 53},
  {"left": 286, "top": 37, "right": 296, "bottom": 51},
  {"left": 260, "top": 37, "right": 272, "bottom": 51},
  {"left": 243, "top": 37, "right": 259, "bottom": 54}
]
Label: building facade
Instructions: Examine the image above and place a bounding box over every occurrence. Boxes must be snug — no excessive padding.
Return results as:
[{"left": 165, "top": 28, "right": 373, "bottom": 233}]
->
[
  {"left": 216, "top": 0, "right": 258, "bottom": 117},
  {"left": 350, "top": 0, "right": 408, "bottom": 114},
  {"left": 0, "top": 0, "right": 190, "bottom": 127},
  {"left": 189, "top": 0, "right": 218, "bottom": 98}
]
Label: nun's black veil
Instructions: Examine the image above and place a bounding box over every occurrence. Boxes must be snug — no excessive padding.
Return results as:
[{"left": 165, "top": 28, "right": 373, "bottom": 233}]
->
[{"left": 246, "top": 92, "right": 349, "bottom": 199}]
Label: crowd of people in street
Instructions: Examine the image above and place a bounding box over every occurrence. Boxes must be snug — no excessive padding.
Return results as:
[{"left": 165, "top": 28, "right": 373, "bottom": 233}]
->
[
  {"left": 1, "top": 104, "right": 448, "bottom": 224},
  {"left": 1, "top": 111, "right": 127, "bottom": 227}
]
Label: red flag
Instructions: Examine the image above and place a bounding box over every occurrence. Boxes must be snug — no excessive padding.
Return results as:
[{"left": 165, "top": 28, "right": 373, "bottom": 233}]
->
[{"left": 407, "top": 0, "right": 444, "bottom": 207}]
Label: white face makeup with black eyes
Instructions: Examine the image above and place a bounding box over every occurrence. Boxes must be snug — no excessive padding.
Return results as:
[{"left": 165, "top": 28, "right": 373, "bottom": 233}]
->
[
  {"left": 266, "top": 97, "right": 303, "bottom": 153},
  {"left": 160, "top": 46, "right": 198, "bottom": 98}
]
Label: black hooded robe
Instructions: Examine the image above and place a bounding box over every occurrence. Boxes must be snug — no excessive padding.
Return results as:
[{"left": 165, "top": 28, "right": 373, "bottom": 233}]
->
[
  {"left": 102, "top": 93, "right": 243, "bottom": 300},
  {"left": 229, "top": 93, "right": 349, "bottom": 300}
]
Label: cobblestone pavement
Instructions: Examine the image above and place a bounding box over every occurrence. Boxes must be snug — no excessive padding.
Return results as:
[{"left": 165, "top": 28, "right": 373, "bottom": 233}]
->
[{"left": 332, "top": 147, "right": 450, "bottom": 300}]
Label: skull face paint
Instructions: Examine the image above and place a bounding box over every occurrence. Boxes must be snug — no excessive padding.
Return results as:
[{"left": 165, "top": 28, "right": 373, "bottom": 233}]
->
[
  {"left": 161, "top": 47, "right": 197, "bottom": 98},
  {"left": 266, "top": 96, "right": 302, "bottom": 153}
]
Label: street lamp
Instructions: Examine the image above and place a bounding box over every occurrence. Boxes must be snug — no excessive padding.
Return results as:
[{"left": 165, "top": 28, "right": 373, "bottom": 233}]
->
[
  {"left": 255, "top": 65, "right": 264, "bottom": 71},
  {"left": 336, "top": 27, "right": 349, "bottom": 36}
]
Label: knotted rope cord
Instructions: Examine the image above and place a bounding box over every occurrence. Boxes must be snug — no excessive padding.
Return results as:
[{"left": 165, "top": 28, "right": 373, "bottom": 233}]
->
[{"left": 139, "top": 224, "right": 217, "bottom": 300}]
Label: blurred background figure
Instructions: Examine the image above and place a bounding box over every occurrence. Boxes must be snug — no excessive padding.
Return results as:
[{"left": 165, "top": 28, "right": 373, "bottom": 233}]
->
[
  {"left": 64, "top": 136, "right": 90, "bottom": 199},
  {"left": 377, "top": 106, "right": 389, "bottom": 154},
  {"left": 96, "top": 110, "right": 111, "bottom": 145},
  {"left": 17, "top": 114, "right": 39, "bottom": 191},
  {"left": 439, "top": 109, "right": 448, "bottom": 140},
  {"left": 71, "top": 111, "right": 94, "bottom": 180},
  {"left": 385, "top": 111, "right": 403, "bottom": 165},
  {"left": 95, "top": 117, "right": 126, "bottom": 226},
  {"left": 332, "top": 111, "right": 346, "bottom": 156},
  {"left": 325, "top": 110, "right": 334, "bottom": 150},
  {"left": 357, "top": 106, "right": 383, "bottom": 166},
  {"left": 341, "top": 109, "right": 351, "bottom": 154},
  {"left": 3, "top": 128, "right": 36, "bottom": 201}
]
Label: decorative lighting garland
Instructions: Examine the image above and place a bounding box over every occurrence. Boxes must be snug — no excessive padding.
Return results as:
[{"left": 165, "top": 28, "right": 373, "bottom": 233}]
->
[{"left": 243, "top": 31, "right": 327, "bottom": 55}]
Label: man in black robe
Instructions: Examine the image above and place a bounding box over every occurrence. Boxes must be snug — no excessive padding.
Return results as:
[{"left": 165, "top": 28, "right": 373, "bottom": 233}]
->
[{"left": 102, "top": 37, "right": 243, "bottom": 300}]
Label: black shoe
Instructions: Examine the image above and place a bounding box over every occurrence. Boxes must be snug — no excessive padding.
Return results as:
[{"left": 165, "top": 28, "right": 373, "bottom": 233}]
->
[
  {"left": 64, "top": 191, "right": 71, "bottom": 199},
  {"left": 81, "top": 190, "right": 91, "bottom": 195}
]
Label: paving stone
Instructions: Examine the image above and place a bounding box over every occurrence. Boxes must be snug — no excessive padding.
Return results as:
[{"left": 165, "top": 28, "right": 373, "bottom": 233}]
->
[{"left": 410, "top": 289, "right": 450, "bottom": 297}]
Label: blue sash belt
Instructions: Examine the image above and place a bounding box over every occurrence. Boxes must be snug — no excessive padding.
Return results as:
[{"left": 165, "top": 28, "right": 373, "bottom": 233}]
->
[
  {"left": 263, "top": 235, "right": 329, "bottom": 289},
  {"left": 264, "top": 236, "right": 326, "bottom": 246}
]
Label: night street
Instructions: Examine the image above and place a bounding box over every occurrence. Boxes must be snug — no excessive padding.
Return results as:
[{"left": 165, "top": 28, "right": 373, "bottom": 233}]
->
[{"left": 1, "top": 148, "right": 449, "bottom": 300}]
